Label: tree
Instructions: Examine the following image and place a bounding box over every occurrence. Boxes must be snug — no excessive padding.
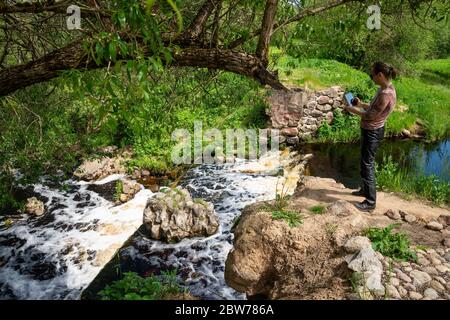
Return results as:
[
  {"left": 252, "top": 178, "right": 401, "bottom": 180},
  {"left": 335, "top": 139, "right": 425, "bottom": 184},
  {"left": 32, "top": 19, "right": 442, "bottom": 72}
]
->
[{"left": 0, "top": 0, "right": 446, "bottom": 96}]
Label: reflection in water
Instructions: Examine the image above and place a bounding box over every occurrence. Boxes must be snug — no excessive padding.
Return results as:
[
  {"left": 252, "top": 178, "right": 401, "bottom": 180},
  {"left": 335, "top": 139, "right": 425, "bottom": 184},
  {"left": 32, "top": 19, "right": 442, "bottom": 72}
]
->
[{"left": 300, "top": 139, "right": 450, "bottom": 189}]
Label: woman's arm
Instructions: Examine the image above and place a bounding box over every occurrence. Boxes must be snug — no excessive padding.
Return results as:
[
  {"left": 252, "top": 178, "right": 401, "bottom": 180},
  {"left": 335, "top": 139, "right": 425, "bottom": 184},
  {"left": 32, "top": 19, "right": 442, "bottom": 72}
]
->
[{"left": 344, "top": 93, "right": 390, "bottom": 119}]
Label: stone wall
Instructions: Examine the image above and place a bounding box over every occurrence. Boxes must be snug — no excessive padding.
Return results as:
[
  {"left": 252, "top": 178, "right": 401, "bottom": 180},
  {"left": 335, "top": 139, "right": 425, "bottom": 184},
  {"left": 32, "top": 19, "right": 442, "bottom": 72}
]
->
[{"left": 266, "top": 86, "right": 346, "bottom": 144}]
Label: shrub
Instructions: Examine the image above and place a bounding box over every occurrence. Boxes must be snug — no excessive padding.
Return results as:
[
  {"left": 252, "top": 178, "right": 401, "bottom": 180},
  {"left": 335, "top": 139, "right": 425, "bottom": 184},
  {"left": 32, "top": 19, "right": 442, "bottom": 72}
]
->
[
  {"left": 363, "top": 224, "right": 417, "bottom": 262},
  {"left": 98, "top": 271, "right": 184, "bottom": 300}
]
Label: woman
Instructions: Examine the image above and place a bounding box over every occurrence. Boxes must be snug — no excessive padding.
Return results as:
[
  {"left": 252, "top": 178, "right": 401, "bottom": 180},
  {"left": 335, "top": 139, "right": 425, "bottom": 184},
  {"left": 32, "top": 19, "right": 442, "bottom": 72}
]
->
[{"left": 344, "top": 61, "right": 397, "bottom": 212}]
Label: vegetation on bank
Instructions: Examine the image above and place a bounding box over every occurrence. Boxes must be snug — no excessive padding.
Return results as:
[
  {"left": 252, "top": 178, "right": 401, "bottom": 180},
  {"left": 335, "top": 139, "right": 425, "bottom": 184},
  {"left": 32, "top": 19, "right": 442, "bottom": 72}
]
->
[
  {"left": 98, "top": 271, "right": 186, "bottom": 300},
  {"left": 364, "top": 224, "right": 418, "bottom": 262},
  {"left": 376, "top": 157, "right": 450, "bottom": 206},
  {"left": 274, "top": 55, "right": 450, "bottom": 143}
]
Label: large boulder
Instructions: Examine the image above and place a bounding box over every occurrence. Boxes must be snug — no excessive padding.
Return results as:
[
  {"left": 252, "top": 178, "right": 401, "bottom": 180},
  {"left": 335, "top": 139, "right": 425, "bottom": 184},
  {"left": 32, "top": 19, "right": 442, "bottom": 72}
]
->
[
  {"left": 143, "top": 188, "right": 219, "bottom": 243},
  {"left": 74, "top": 155, "right": 126, "bottom": 181},
  {"left": 224, "top": 201, "right": 366, "bottom": 299}
]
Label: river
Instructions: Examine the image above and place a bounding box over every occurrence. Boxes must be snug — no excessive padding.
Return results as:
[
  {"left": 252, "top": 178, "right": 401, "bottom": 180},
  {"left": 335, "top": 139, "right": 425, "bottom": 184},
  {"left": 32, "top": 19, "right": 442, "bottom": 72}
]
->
[{"left": 300, "top": 138, "right": 450, "bottom": 189}]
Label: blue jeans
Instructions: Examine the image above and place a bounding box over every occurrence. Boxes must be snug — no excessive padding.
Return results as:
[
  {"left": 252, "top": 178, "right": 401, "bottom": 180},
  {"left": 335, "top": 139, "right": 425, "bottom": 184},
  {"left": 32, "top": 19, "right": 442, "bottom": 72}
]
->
[{"left": 360, "top": 126, "right": 385, "bottom": 205}]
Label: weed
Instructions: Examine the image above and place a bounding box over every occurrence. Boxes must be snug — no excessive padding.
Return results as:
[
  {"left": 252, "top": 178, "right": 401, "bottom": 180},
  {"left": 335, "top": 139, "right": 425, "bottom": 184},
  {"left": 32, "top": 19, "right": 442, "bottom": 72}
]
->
[
  {"left": 310, "top": 205, "right": 326, "bottom": 215},
  {"left": 114, "top": 180, "right": 123, "bottom": 202},
  {"left": 363, "top": 224, "right": 417, "bottom": 262},
  {"left": 98, "top": 271, "right": 185, "bottom": 300}
]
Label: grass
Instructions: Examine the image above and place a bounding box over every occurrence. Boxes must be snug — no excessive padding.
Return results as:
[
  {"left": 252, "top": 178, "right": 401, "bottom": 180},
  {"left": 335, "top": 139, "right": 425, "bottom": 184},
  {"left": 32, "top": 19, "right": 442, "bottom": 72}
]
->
[
  {"left": 114, "top": 180, "right": 123, "bottom": 202},
  {"left": 376, "top": 156, "right": 450, "bottom": 206},
  {"left": 309, "top": 205, "right": 326, "bottom": 215},
  {"left": 98, "top": 271, "right": 185, "bottom": 300},
  {"left": 264, "top": 178, "right": 302, "bottom": 228},
  {"left": 271, "top": 209, "right": 303, "bottom": 228},
  {"left": 363, "top": 224, "right": 417, "bottom": 262},
  {"left": 271, "top": 50, "right": 450, "bottom": 142}
]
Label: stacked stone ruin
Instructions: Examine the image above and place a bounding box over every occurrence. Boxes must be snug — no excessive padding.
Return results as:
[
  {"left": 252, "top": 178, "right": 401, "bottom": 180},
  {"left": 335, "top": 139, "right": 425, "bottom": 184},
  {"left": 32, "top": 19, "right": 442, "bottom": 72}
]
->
[{"left": 266, "top": 86, "right": 345, "bottom": 144}]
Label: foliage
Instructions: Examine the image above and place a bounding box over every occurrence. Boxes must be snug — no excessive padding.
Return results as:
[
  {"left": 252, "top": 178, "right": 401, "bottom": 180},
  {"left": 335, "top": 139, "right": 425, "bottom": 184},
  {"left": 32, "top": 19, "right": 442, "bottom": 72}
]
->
[
  {"left": 316, "top": 109, "right": 360, "bottom": 143},
  {"left": 271, "top": 209, "right": 302, "bottom": 228},
  {"left": 98, "top": 271, "right": 184, "bottom": 300},
  {"left": 114, "top": 180, "right": 124, "bottom": 202},
  {"left": 275, "top": 56, "right": 450, "bottom": 142},
  {"left": 363, "top": 224, "right": 417, "bottom": 262},
  {"left": 264, "top": 178, "right": 302, "bottom": 227},
  {"left": 309, "top": 205, "right": 325, "bottom": 215},
  {"left": 376, "top": 156, "right": 450, "bottom": 206}
]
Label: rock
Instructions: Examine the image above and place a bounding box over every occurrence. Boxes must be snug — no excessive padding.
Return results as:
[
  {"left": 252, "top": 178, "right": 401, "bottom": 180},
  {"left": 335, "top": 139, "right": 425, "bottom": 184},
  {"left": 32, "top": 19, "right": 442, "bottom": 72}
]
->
[
  {"left": 418, "top": 257, "right": 430, "bottom": 266},
  {"left": 397, "top": 286, "right": 407, "bottom": 298},
  {"left": 311, "top": 109, "right": 323, "bottom": 118},
  {"left": 347, "top": 247, "right": 384, "bottom": 295},
  {"left": 429, "top": 280, "right": 445, "bottom": 293},
  {"left": 306, "top": 101, "right": 317, "bottom": 109},
  {"left": 423, "top": 288, "right": 439, "bottom": 299},
  {"left": 325, "top": 112, "right": 334, "bottom": 124},
  {"left": 430, "top": 257, "right": 442, "bottom": 266},
  {"left": 422, "top": 266, "right": 438, "bottom": 276},
  {"left": 386, "top": 284, "right": 401, "bottom": 299},
  {"left": 404, "top": 283, "right": 416, "bottom": 291},
  {"left": 25, "top": 197, "right": 45, "bottom": 216},
  {"left": 442, "top": 238, "right": 450, "bottom": 247},
  {"left": 119, "top": 194, "right": 128, "bottom": 202},
  {"left": 344, "top": 236, "right": 372, "bottom": 253},
  {"left": 267, "top": 91, "right": 306, "bottom": 128},
  {"left": 131, "top": 169, "right": 141, "bottom": 180},
  {"left": 401, "top": 129, "right": 411, "bottom": 137},
  {"left": 403, "top": 214, "right": 417, "bottom": 223},
  {"left": 435, "top": 264, "right": 449, "bottom": 273},
  {"left": 318, "top": 104, "right": 332, "bottom": 112},
  {"left": 281, "top": 127, "right": 299, "bottom": 137},
  {"left": 300, "top": 154, "right": 313, "bottom": 161},
  {"left": 410, "top": 270, "right": 432, "bottom": 287},
  {"left": 403, "top": 267, "right": 413, "bottom": 272},
  {"left": 385, "top": 209, "right": 401, "bottom": 220},
  {"left": 426, "top": 221, "right": 444, "bottom": 231},
  {"left": 409, "top": 291, "right": 423, "bottom": 300},
  {"left": 317, "top": 95, "right": 330, "bottom": 104},
  {"left": 437, "top": 214, "right": 450, "bottom": 227},
  {"left": 328, "top": 200, "right": 357, "bottom": 217},
  {"left": 389, "top": 277, "right": 400, "bottom": 287},
  {"left": 143, "top": 188, "right": 219, "bottom": 243},
  {"left": 142, "top": 170, "right": 150, "bottom": 176},
  {"left": 434, "top": 276, "right": 446, "bottom": 285},
  {"left": 444, "top": 252, "right": 450, "bottom": 262},
  {"left": 74, "top": 156, "right": 126, "bottom": 181},
  {"left": 286, "top": 136, "right": 300, "bottom": 145}
]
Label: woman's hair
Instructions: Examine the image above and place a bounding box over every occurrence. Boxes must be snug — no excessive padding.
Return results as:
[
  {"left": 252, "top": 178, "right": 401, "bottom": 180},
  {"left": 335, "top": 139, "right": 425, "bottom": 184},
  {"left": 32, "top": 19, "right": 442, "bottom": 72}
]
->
[{"left": 372, "top": 61, "right": 398, "bottom": 80}]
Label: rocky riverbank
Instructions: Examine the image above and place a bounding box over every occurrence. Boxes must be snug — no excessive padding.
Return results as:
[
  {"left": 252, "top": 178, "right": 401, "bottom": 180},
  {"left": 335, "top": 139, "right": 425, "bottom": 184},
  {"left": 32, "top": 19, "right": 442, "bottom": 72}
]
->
[{"left": 225, "top": 175, "right": 450, "bottom": 300}]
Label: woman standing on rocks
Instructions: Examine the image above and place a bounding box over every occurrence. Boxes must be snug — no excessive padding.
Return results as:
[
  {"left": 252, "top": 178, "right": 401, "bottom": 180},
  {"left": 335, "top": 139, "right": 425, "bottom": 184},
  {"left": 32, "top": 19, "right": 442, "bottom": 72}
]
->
[{"left": 344, "top": 62, "right": 397, "bottom": 212}]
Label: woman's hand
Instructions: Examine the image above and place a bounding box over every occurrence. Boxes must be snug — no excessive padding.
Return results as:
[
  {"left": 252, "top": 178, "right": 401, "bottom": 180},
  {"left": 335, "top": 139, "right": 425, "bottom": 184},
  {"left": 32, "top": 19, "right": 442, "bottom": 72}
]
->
[{"left": 351, "top": 97, "right": 360, "bottom": 106}]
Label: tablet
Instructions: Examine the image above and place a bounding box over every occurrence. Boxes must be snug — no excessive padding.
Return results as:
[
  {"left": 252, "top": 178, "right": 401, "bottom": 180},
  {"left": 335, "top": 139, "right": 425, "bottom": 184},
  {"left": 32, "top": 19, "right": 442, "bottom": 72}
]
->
[{"left": 344, "top": 92, "right": 354, "bottom": 106}]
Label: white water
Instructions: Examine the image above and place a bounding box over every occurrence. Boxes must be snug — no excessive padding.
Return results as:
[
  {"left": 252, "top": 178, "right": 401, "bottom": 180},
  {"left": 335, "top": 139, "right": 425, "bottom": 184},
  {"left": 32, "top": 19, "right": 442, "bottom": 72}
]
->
[
  {"left": 0, "top": 152, "right": 299, "bottom": 300},
  {"left": 0, "top": 175, "right": 152, "bottom": 299}
]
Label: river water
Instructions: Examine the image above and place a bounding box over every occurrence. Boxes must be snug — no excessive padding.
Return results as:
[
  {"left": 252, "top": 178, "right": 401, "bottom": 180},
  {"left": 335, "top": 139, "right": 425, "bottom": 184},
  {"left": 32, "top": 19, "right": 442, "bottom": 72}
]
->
[
  {"left": 0, "top": 153, "right": 294, "bottom": 300},
  {"left": 300, "top": 139, "right": 450, "bottom": 189}
]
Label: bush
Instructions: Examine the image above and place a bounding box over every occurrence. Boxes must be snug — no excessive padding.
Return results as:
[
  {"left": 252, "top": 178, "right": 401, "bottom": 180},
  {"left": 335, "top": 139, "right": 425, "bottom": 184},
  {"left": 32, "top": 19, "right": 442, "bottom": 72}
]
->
[
  {"left": 364, "top": 224, "right": 417, "bottom": 262},
  {"left": 98, "top": 271, "right": 185, "bottom": 300}
]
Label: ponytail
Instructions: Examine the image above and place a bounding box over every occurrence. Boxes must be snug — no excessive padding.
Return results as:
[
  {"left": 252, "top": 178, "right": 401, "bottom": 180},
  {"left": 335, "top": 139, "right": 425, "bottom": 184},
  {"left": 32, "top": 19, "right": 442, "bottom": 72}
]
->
[{"left": 373, "top": 61, "right": 398, "bottom": 80}]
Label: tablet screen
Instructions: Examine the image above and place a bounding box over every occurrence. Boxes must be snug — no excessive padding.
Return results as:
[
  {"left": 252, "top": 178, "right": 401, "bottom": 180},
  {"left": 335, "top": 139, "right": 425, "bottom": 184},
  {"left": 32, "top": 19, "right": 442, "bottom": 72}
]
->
[{"left": 345, "top": 92, "right": 354, "bottom": 106}]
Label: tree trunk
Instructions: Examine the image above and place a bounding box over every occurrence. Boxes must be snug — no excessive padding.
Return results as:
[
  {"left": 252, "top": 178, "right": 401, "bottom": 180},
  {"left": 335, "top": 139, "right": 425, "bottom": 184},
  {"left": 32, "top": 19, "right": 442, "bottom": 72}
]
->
[{"left": 256, "top": 0, "right": 279, "bottom": 67}]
